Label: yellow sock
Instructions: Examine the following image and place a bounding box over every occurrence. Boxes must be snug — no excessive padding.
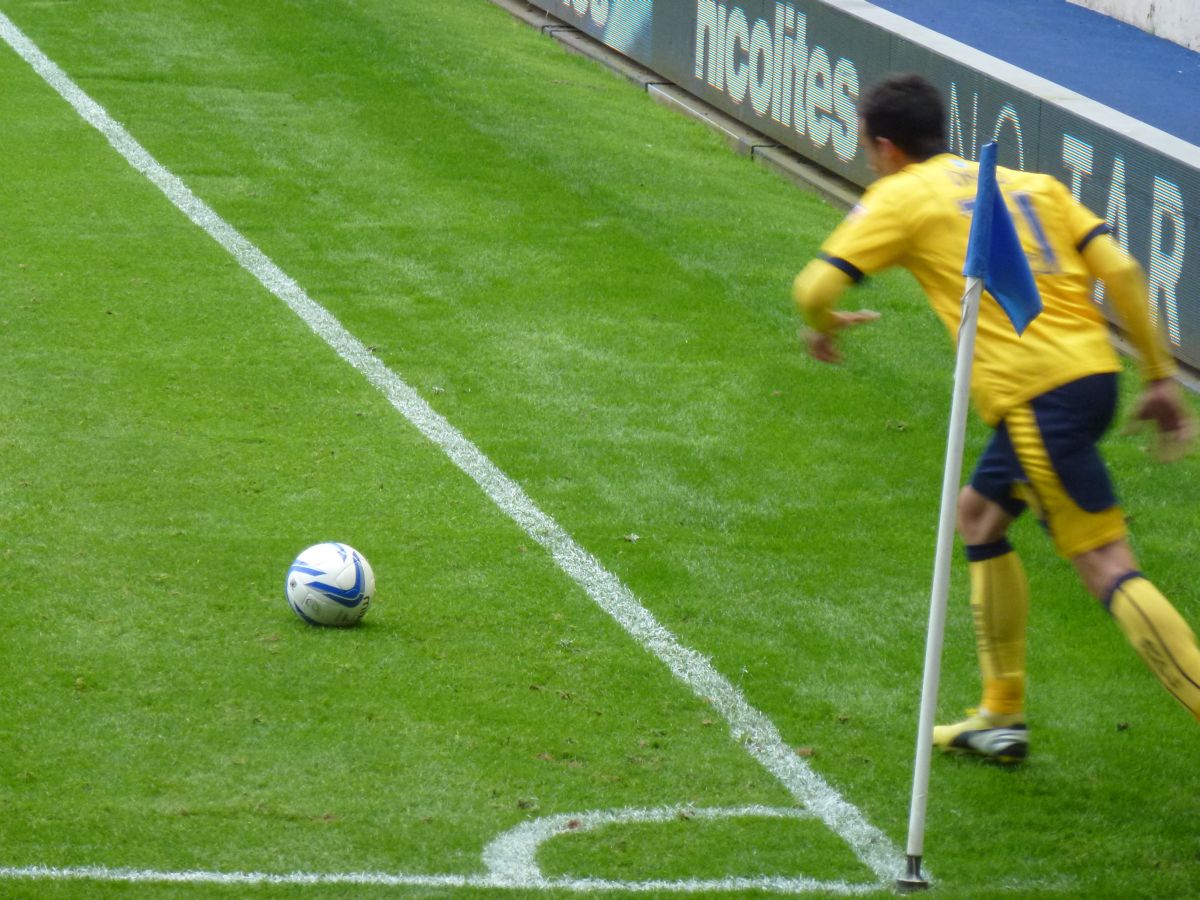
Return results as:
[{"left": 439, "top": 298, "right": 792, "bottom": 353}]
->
[
  {"left": 1107, "top": 574, "right": 1200, "bottom": 721},
  {"left": 967, "top": 541, "right": 1029, "bottom": 717}
]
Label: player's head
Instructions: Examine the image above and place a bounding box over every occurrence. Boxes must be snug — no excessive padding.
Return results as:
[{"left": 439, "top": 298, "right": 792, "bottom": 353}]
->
[{"left": 858, "top": 74, "right": 947, "bottom": 173}]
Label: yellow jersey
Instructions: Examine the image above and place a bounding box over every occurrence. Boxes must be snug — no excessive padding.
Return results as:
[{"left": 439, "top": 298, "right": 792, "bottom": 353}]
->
[{"left": 820, "top": 153, "right": 1141, "bottom": 425}]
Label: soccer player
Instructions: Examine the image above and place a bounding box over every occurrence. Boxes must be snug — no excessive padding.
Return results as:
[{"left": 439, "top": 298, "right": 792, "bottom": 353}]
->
[{"left": 792, "top": 73, "right": 1199, "bottom": 761}]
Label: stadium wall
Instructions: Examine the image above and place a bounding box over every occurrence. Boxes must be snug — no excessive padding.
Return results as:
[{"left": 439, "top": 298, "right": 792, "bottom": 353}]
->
[
  {"left": 1068, "top": 0, "right": 1200, "bottom": 52},
  {"left": 521, "top": 0, "right": 1200, "bottom": 374}
]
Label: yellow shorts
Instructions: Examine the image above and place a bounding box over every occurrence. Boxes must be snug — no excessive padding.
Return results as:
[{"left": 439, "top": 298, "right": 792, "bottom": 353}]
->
[{"left": 970, "top": 374, "right": 1127, "bottom": 558}]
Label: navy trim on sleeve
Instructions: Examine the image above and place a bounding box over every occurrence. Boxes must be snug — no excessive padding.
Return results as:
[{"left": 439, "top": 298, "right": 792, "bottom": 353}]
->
[
  {"left": 1076, "top": 223, "right": 1112, "bottom": 253},
  {"left": 818, "top": 253, "right": 865, "bottom": 284}
]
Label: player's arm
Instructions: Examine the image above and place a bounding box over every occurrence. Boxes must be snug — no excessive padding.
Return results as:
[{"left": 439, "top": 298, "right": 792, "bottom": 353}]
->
[
  {"left": 1082, "top": 232, "right": 1195, "bottom": 458},
  {"left": 1082, "top": 233, "right": 1174, "bottom": 380},
  {"left": 791, "top": 259, "right": 879, "bottom": 363},
  {"left": 792, "top": 180, "right": 909, "bottom": 362}
]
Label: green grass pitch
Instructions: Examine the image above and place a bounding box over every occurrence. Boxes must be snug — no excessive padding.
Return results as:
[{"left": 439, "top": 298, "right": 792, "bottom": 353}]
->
[{"left": 2, "top": 1, "right": 1199, "bottom": 897}]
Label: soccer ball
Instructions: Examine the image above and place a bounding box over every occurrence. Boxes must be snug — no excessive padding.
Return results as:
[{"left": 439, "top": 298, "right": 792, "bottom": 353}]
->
[{"left": 285, "top": 542, "right": 375, "bottom": 627}]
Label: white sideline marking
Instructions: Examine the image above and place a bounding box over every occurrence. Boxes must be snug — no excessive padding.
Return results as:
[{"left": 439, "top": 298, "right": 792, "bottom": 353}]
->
[
  {"left": 0, "top": 9, "right": 900, "bottom": 890},
  {"left": 0, "top": 867, "right": 877, "bottom": 895},
  {"left": 0, "top": 806, "right": 878, "bottom": 895}
]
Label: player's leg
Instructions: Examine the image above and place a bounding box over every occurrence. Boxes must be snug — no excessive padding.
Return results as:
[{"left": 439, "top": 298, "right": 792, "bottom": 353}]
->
[
  {"left": 932, "top": 427, "right": 1031, "bottom": 762},
  {"left": 1073, "top": 540, "right": 1200, "bottom": 721},
  {"left": 958, "top": 486, "right": 1028, "bottom": 718},
  {"left": 1009, "top": 373, "right": 1200, "bottom": 722}
]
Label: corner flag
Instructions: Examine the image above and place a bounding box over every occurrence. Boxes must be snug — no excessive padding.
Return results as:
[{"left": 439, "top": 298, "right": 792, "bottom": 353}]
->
[
  {"left": 963, "top": 141, "right": 1042, "bottom": 334},
  {"left": 899, "top": 140, "right": 1041, "bottom": 892}
]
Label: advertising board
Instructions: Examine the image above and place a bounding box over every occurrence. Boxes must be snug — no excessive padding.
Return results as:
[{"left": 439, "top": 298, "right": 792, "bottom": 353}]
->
[{"left": 522, "top": 0, "right": 1200, "bottom": 368}]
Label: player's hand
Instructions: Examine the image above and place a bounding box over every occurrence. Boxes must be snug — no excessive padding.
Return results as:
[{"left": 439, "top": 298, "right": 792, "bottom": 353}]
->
[
  {"left": 803, "top": 310, "right": 881, "bottom": 364},
  {"left": 1126, "top": 378, "right": 1196, "bottom": 462}
]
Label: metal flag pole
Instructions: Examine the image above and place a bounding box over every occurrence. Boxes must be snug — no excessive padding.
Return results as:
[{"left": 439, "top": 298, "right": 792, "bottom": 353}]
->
[{"left": 896, "top": 274, "right": 984, "bottom": 892}]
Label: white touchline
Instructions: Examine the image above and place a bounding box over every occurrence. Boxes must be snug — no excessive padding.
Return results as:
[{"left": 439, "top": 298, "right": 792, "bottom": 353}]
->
[
  {"left": 0, "top": 805, "right": 881, "bottom": 895},
  {"left": 0, "top": 8, "right": 900, "bottom": 887}
]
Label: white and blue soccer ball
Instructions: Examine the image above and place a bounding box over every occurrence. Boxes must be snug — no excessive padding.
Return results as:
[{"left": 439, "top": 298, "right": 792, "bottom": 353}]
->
[{"left": 285, "top": 542, "right": 375, "bottom": 627}]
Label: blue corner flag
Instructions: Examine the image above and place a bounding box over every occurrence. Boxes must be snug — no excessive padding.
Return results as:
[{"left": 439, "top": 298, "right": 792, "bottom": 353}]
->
[{"left": 962, "top": 142, "right": 1042, "bottom": 334}]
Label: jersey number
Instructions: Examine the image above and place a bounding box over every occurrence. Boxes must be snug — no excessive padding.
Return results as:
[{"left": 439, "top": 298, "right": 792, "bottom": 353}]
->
[{"left": 1011, "top": 192, "right": 1061, "bottom": 275}]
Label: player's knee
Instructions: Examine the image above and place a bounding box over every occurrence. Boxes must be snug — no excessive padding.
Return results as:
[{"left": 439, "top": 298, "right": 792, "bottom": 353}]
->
[
  {"left": 957, "top": 486, "right": 1011, "bottom": 545},
  {"left": 1073, "top": 539, "right": 1140, "bottom": 602}
]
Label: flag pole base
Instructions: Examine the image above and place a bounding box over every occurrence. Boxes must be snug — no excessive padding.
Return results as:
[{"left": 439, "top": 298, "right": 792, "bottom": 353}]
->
[{"left": 896, "top": 855, "right": 930, "bottom": 892}]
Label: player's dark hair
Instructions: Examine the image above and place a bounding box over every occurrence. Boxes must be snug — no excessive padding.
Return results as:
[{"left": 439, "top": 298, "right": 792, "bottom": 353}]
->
[{"left": 859, "top": 73, "right": 948, "bottom": 161}]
